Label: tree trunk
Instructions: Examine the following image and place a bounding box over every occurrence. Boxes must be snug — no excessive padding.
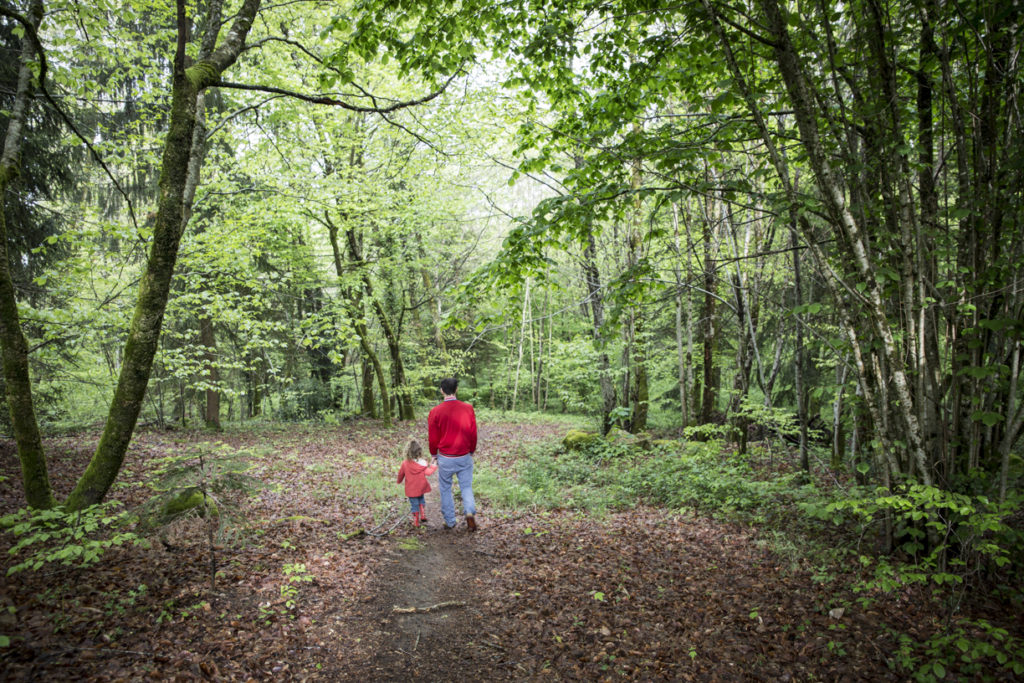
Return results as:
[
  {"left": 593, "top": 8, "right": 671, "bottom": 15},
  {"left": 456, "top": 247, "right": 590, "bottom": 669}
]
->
[
  {"left": 360, "top": 357, "right": 376, "bottom": 417},
  {"left": 671, "top": 204, "right": 691, "bottom": 427},
  {"left": 832, "top": 357, "right": 849, "bottom": 470},
  {"left": 325, "top": 218, "right": 390, "bottom": 421},
  {"left": 581, "top": 231, "right": 616, "bottom": 434},
  {"left": 791, "top": 227, "right": 809, "bottom": 473},
  {"left": 699, "top": 216, "right": 719, "bottom": 424},
  {"left": 511, "top": 278, "right": 530, "bottom": 413},
  {"left": 181, "top": 89, "right": 220, "bottom": 431},
  {"left": 629, "top": 311, "right": 649, "bottom": 433},
  {"left": 200, "top": 315, "right": 220, "bottom": 430},
  {"left": 345, "top": 228, "right": 412, "bottom": 420},
  {"left": 0, "top": 0, "right": 54, "bottom": 509},
  {"left": 65, "top": 0, "right": 261, "bottom": 510},
  {"left": 626, "top": 138, "right": 648, "bottom": 433}
]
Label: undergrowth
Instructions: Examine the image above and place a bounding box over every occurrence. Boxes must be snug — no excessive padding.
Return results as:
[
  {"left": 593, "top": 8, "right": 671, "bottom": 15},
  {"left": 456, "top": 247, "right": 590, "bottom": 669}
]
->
[{"left": 474, "top": 432, "right": 1024, "bottom": 680}]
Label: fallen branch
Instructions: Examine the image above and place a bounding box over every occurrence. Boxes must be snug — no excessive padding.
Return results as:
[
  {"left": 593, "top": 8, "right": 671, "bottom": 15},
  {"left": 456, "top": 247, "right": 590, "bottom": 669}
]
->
[
  {"left": 369, "top": 512, "right": 408, "bottom": 537},
  {"left": 392, "top": 601, "right": 466, "bottom": 614},
  {"left": 341, "top": 503, "right": 406, "bottom": 541}
]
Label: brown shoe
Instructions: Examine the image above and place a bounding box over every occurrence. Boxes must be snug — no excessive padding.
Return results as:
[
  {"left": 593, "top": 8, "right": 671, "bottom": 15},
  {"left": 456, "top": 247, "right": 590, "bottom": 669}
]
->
[{"left": 466, "top": 515, "right": 477, "bottom": 532}]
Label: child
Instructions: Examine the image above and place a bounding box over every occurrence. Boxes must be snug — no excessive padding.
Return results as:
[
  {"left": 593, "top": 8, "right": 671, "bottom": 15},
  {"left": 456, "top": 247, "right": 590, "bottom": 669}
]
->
[{"left": 396, "top": 439, "right": 437, "bottom": 527}]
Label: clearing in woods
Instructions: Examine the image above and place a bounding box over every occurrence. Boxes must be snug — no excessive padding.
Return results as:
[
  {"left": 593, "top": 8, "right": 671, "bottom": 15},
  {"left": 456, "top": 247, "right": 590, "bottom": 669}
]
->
[{"left": 0, "top": 420, "right": 1015, "bottom": 679}]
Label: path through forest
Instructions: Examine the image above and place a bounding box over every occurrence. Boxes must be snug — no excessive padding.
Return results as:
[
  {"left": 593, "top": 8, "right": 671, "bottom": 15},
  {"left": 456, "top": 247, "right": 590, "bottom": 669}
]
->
[
  {"left": 312, "top": 488, "right": 914, "bottom": 681},
  {"left": 322, "top": 487, "right": 513, "bottom": 680}
]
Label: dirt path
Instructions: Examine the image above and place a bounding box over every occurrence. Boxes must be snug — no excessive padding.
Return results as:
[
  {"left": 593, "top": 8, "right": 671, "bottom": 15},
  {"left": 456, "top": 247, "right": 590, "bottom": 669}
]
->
[{"left": 325, "top": 488, "right": 516, "bottom": 681}]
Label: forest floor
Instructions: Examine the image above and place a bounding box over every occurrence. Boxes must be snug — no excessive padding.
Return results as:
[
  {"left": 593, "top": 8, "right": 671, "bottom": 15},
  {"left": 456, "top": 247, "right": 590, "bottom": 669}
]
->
[{"left": 1, "top": 419, "right": 1020, "bottom": 680}]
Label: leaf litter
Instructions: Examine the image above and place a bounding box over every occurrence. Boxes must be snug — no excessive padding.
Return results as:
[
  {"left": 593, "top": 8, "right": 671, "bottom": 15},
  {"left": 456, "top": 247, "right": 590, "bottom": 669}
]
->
[{"left": 0, "top": 421, "right": 1018, "bottom": 680}]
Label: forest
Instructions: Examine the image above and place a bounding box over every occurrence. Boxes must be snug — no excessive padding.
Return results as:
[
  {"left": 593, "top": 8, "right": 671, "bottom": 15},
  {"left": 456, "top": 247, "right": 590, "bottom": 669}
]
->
[{"left": 1, "top": 0, "right": 1022, "bottom": 679}]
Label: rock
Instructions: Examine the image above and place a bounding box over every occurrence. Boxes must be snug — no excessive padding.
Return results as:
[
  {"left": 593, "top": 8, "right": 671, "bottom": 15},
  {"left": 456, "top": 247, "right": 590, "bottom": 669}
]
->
[
  {"left": 562, "top": 429, "right": 599, "bottom": 450},
  {"left": 158, "top": 487, "right": 218, "bottom": 524}
]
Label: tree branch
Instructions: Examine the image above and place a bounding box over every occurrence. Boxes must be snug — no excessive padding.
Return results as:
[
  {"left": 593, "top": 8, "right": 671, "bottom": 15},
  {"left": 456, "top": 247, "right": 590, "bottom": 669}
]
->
[{"left": 214, "top": 69, "right": 461, "bottom": 114}]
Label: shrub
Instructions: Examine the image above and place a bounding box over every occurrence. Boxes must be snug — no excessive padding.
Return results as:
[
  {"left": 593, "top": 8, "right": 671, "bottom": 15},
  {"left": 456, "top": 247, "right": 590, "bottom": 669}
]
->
[{"left": 2, "top": 502, "right": 147, "bottom": 576}]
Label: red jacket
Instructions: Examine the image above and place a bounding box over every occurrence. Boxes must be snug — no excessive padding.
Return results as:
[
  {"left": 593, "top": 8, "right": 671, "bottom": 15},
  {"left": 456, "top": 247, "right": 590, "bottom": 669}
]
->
[
  {"left": 397, "top": 460, "right": 437, "bottom": 497},
  {"left": 428, "top": 398, "right": 477, "bottom": 456}
]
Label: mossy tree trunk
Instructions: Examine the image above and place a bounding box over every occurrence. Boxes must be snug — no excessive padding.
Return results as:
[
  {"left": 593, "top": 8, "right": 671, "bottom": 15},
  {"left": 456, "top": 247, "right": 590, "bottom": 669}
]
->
[
  {"left": 0, "top": 0, "right": 55, "bottom": 509},
  {"left": 64, "top": 0, "right": 260, "bottom": 509}
]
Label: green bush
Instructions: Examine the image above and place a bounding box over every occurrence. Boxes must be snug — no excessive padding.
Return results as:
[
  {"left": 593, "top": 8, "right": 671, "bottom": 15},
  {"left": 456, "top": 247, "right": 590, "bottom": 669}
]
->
[
  {"left": 140, "top": 443, "right": 260, "bottom": 533},
  {"left": 802, "top": 485, "right": 1021, "bottom": 594},
  {"left": 2, "top": 502, "right": 147, "bottom": 575}
]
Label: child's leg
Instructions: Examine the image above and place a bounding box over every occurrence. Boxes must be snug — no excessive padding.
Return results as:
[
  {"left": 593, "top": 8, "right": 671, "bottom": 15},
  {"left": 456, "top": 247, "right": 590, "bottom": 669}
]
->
[{"left": 409, "top": 496, "right": 422, "bottom": 526}]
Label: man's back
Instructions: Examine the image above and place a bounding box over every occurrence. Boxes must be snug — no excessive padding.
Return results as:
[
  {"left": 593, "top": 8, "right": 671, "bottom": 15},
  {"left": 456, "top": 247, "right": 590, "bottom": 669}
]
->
[{"left": 428, "top": 399, "right": 477, "bottom": 456}]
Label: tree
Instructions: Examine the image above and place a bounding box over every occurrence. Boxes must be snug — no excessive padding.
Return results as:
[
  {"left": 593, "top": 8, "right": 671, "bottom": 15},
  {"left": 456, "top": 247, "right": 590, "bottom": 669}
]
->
[
  {"left": 0, "top": 0, "right": 261, "bottom": 509},
  {"left": 0, "top": 0, "right": 54, "bottom": 509}
]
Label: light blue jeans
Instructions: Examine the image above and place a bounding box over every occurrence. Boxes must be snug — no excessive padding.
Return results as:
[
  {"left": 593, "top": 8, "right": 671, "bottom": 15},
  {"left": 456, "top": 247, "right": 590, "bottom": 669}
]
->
[{"left": 436, "top": 454, "right": 475, "bottom": 526}]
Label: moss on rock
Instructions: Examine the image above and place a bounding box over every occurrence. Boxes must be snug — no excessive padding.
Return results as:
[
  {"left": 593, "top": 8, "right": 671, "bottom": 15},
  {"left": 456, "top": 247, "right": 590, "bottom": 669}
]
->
[
  {"left": 563, "top": 429, "right": 599, "bottom": 450},
  {"left": 160, "top": 487, "right": 217, "bottom": 523}
]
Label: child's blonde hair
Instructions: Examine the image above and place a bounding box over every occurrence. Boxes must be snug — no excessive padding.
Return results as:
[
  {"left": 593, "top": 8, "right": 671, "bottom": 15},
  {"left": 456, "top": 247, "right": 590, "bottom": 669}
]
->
[{"left": 404, "top": 439, "right": 423, "bottom": 461}]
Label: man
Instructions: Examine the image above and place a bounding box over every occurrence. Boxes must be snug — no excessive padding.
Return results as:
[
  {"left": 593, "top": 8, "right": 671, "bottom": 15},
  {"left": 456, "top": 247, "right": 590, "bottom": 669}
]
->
[{"left": 428, "top": 377, "right": 478, "bottom": 531}]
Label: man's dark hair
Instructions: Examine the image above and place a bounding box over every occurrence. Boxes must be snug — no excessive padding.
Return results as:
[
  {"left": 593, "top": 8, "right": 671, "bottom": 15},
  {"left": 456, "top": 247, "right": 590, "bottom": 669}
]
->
[{"left": 439, "top": 377, "right": 459, "bottom": 396}]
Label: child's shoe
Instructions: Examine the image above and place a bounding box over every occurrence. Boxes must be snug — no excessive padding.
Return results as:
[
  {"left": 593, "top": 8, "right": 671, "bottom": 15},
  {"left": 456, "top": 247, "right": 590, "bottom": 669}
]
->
[
  {"left": 411, "top": 511, "right": 420, "bottom": 527},
  {"left": 419, "top": 504, "right": 428, "bottom": 524}
]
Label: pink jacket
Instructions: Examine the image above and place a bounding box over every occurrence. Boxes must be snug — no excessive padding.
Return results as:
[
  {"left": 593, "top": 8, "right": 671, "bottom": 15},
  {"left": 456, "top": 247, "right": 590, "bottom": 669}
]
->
[{"left": 397, "top": 460, "right": 438, "bottom": 497}]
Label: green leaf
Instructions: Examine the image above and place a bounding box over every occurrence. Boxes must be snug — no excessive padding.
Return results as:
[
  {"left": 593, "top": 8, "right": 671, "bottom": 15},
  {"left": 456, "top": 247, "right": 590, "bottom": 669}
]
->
[{"left": 970, "top": 411, "right": 1004, "bottom": 427}]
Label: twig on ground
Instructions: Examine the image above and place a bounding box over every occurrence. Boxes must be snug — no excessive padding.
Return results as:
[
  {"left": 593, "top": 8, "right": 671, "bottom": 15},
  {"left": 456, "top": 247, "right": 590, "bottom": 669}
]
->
[
  {"left": 477, "top": 639, "right": 506, "bottom": 652},
  {"left": 342, "top": 503, "right": 406, "bottom": 540},
  {"left": 392, "top": 600, "right": 466, "bottom": 614}
]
